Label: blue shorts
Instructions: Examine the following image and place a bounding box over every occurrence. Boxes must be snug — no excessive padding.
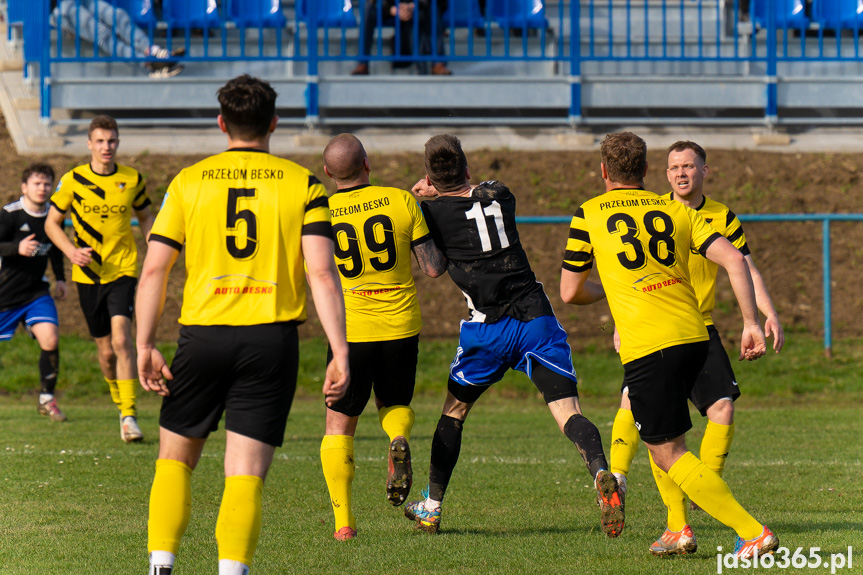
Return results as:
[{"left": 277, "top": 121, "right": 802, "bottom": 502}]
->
[
  {"left": 0, "top": 295, "right": 59, "bottom": 341},
  {"left": 449, "top": 314, "right": 577, "bottom": 388}
]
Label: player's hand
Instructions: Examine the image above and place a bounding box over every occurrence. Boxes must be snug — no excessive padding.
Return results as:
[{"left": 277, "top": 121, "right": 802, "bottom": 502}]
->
[
  {"left": 138, "top": 346, "right": 173, "bottom": 396},
  {"left": 54, "top": 280, "right": 68, "bottom": 301},
  {"left": 322, "top": 356, "right": 349, "bottom": 407},
  {"left": 18, "top": 234, "right": 39, "bottom": 257},
  {"left": 764, "top": 315, "right": 784, "bottom": 353},
  {"left": 69, "top": 247, "right": 93, "bottom": 267},
  {"left": 612, "top": 326, "right": 621, "bottom": 353},
  {"left": 411, "top": 179, "right": 439, "bottom": 198},
  {"left": 739, "top": 324, "right": 767, "bottom": 361}
]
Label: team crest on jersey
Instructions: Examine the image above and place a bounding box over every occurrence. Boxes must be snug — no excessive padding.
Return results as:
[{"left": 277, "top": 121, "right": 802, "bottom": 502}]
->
[{"left": 117, "top": 182, "right": 126, "bottom": 190}]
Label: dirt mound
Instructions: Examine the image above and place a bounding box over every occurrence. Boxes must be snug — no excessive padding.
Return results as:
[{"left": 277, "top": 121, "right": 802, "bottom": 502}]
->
[{"left": 2, "top": 117, "right": 860, "bottom": 349}]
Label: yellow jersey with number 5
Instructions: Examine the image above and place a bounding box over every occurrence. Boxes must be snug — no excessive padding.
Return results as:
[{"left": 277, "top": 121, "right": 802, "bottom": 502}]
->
[
  {"left": 563, "top": 188, "right": 722, "bottom": 364},
  {"left": 329, "top": 184, "right": 431, "bottom": 342},
  {"left": 149, "top": 148, "right": 331, "bottom": 326}
]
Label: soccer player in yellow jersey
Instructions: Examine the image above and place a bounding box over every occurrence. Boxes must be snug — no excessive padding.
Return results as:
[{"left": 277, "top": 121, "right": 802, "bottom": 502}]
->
[
  {"left": 608, "top": 140, "right": 785, "bottom": 556},
  {"left": 320, "top": 133, "right": 446, "bottom": 541},
  {"left": 135, "top": 75, "right": 349, "bottom": 575},
  {"left": 45, "top": 115, "right": 154, "bottom": 443},
  {"left": 560, "top": 131, "right": 779, "bottom": 560}
]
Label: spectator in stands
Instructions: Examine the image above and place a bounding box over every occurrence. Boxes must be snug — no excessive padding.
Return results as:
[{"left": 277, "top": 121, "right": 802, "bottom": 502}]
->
[
  {"left": 50, "top": 0, "right": 183, "bottom": 78},
  {"left": 352, "top": 0, "right": 452, "bottom": 76}
]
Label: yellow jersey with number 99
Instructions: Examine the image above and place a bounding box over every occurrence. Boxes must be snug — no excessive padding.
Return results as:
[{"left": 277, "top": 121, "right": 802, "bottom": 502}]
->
[
  {"left": 329, "top": 184, "right": 431, "bottom": 342},
  {"left": 562, "top": 188, "right": 722, "bottom": 364},
  {"left": 149, "top": 148, "right": 331, "bottom": 326}
]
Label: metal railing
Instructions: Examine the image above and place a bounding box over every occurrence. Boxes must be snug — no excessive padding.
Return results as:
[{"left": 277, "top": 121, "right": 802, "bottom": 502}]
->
[
  {"left": 518, "top": 213, "right": 863, "bottom": 356},
  {"left": 12, "top": 1, "right": 863, "bottom": 125}
]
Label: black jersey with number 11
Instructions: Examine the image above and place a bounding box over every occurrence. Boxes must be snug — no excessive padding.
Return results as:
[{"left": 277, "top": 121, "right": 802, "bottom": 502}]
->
[{"left": 420, "top": 181, "right": 553, "bottom": 324}]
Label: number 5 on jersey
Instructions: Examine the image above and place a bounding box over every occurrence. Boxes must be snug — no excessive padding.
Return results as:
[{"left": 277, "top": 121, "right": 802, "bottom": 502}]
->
[{"left": 226, "top": 187, "right": 258, "bottom": 260}]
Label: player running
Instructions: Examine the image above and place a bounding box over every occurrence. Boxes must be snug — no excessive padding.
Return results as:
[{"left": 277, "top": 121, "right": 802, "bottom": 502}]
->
[
  {"left": 560, "top": 131, "right": 779, "bottom": 560},
  {"left": 45, "top": 115, "right": 154, "bottom": 443},
  {"left": 0, "top": 164, "right": 67, "bottom": 421},
  {"left": 320, "top": 133, "right": 447, "bottom": 540},
  {"left": 607, "top": 140, "right": 785, "bottom": 556},
  {"left": 404, "top": 134, "right": 624, "bottom": 538},
  {"left": 137, "top": 74, "right": 349, "bottom": 575}
]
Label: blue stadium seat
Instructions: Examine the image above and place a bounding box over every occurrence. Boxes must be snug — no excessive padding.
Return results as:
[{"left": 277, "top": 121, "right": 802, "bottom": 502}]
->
[
  {"left": 442, "top": 0, "right": 486, "bottom": 28},
  {"left": 163, "top": 0, "right": 222, "bottom": 29},
  {"left": 489, "top": 0, "right": 549, "bottom": 29},
  {"left": 113, "top": 0, "right": 158, "bottom": 29},
  {"left": 228, "top": 0, "right": 287, "bottom": 28},
  {"left": 812, "top": 0, "right": 863, "bottom": 29},
  {"left": 296, "top": 0, "right": 357, "bottom": 28},
  {"left": 751, "top": 0, "right": 809, "bottom": 28}
]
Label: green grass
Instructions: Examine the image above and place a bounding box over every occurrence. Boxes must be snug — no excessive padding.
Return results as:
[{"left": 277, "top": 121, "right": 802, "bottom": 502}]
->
[{"left": 1, "top": 334, "right": 862, "bottom": 573}]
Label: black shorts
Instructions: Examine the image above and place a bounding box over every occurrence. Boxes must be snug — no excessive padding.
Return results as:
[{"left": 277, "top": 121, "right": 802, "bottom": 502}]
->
[
  {"left": 76, "top": 276, "right": 137, "bottom": 338},
  {"left": 622, "top": 340, "right": 709, "bottom": 443},
  {"left": 326, "top": 335, "right": 419, "bottom": 417},
  {"left": 689, "top": 325, "right": 740, "bottom": 416},
  {"left": 160, "top": 323, "right": 299, "bottom": 447}
]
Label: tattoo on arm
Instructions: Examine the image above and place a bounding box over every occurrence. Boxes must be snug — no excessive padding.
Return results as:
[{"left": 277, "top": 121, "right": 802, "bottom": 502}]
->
[{"left": 413, "top": 240, "right": 447, "bottom": 277}]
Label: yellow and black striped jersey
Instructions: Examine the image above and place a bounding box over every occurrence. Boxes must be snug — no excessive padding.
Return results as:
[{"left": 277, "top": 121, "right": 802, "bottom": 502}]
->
[
  {"left": 672, "top": 193, "right": 750, "bottom": 326},
  {"left": 563, "top": 188, "right": 722, "bottom": 364},
  {"left": 149, "top": 148, "right": 331, "bottom": 327},
  {"left": 330, "top": 184, "right": 431, "bottom": 342},
  {"left": 50, "top": 163, "right": 150, "bottom": 284}
]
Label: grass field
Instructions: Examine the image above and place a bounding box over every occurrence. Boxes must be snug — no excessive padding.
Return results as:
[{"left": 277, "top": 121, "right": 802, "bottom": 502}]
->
[{"left": 1, "top": 334, "right": 862, "bottom": 574}]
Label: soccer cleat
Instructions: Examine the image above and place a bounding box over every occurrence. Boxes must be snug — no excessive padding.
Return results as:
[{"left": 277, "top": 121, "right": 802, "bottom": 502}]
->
[
  {"left": 649, "top": 525, "right": 698, "bottom": 556},
  {"left": 386, "top": 435, "right": 412, "bottom": 506},
  {"left": 594, "top": 469, "right": 625, "bottom": 538},
  {"left": 404, "top": 489, "right": 441, "bottom": 533},
  {"left": 150, "top": 566, "right": 172, "bottom": 575},
  {"left": 333, "top": 526, "right": 357, "bottom": 541},
  {"left": 120, "top": 415, "right": 144, "bottom": 443},
  {"left": 734, "top": 526, "right": 779, "bottom": 559},
  {"left": 38, "top": 398, "right": 67, "bottom": 422}
]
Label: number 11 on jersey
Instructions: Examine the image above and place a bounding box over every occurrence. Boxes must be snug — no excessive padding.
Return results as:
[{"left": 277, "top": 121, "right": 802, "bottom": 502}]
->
[{"left": 465, "top": 201, "right": 510, "bottom": 252}]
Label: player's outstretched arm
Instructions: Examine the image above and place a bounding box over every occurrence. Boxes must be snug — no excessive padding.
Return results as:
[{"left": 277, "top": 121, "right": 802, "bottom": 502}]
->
[
  {"left": 44, "top": 206, "right": 93, "bottom": 266},
  {"left": 412, "top": 239, "right": 447, "bottom": 277},
  {"left": 135, "top": 241, "right": 179, "bottom": 396},
  {"left": 560, "top": 268, "right": 606, "bottom": 305},
  {"left": 704, "top": 238, "right": 766, "bottom": 361},
  {"left": 303, "top": 233, "right": 350, "bottom": 406},
  {"left": 745, "top": 254, "right": 784, "bottom": 353}
]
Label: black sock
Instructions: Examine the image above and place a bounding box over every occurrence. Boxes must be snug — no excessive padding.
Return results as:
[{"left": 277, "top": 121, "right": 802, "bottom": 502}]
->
[
  {"left": 563, "top": 413, "right": 608, "bottom": 479},
  {"left": 428, "top": 414, "right": 464, "bottom": 502},
  {"left": 39, "top": 348, "right": 60, "bottom": 395}
]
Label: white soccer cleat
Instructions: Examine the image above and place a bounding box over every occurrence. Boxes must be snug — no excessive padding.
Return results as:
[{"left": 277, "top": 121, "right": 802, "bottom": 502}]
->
[{"left": 120, "top": 415, "right": 143, "bottom": 443}]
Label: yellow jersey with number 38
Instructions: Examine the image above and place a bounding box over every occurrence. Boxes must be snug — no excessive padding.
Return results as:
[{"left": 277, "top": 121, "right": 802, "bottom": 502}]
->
[
  {"left": 149, "top": 148, "right": 331, "bottom": 326},
  {"left": 329, "top": 184, "right": 431, "bottom": 342},
  {"left": 562, "top": 188, "right": 722, "bottom": 364}
]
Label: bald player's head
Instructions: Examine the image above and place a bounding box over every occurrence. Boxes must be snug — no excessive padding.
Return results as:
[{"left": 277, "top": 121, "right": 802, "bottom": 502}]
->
[{"left": 323, "top": 133, "right": 369, "bottom": 184}]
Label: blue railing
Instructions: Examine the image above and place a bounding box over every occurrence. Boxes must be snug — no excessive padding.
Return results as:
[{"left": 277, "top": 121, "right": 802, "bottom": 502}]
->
[
  {"left": 11, "top": 1, "right": 863, "bottom": 124},
  {"left": 518, "top": 213, "right": 863, "bottom": 356}
]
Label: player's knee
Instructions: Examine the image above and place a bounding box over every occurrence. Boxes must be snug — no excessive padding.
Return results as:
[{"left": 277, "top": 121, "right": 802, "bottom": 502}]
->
[
  {"left": 707, "top": 397, "right": 734, "bottom": 423},
  {"left": 38, "top": 332, "right": 59, "bottom": 351},
  {"left": 111, "top": 330, "right": 133, "bottom": 356}
]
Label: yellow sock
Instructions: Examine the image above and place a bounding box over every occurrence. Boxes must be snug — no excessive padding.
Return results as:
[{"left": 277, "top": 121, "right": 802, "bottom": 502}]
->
[
  {"left": 116, "top": 379, "right": 137, "bottom": 418},
  {"left": 378, "top": 405, "right": 415, "bottom": 442},
  {"left": 701, "top": 421, "right": 735, "bottom": 477},
  {"left": 610, "top": 408, "right": 639, "bottom": 477},
  {"left": 215, "top": 475, "right": 263, "bottom": 566},
  {"left": 649, "top": 451, "right": 688, "bottom": 531},
  {"left": 320, "top": 435, "right": 355, "bottom": 531},
  {"left": 106, "top": 378, "right": 121, "bottom": 411},
  {"left": 668, "top": 451, "right": 763, "bottom": 540},
  {"left": 148, "top": 459, "right": 192, "bottom": 555}
]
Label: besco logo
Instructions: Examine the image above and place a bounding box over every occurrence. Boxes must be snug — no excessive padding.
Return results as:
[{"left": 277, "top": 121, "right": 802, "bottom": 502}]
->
[{"left": 82, "top": 203, "right": 128, "bottom": 214}]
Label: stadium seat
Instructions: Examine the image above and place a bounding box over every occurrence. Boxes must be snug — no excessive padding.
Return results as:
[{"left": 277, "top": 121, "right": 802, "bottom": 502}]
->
[
  {"left": 163, "top": 0, "right": 222, "bottom": 30},
  {"left": 812, "top": 0, "right": 863, "bottom": 29},
  {"left": 228, "top": 0, "right": 287, "bottom": 29},
  {"left": 750, "top": 0, "right": 809, "bottom": 28},
  {"left": 296, "top": 0, "right": 357, "bottom": 28},
  {"left": 442, "top": 0, "right": 486, "bottom": 28},
  {"left": 113, "top": 0, "right": 158, "bottom": 29},
  {"left": 489, "top": 0, "right": 549, "bottom": 29}
]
